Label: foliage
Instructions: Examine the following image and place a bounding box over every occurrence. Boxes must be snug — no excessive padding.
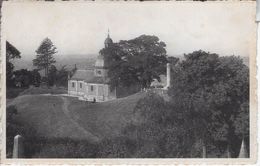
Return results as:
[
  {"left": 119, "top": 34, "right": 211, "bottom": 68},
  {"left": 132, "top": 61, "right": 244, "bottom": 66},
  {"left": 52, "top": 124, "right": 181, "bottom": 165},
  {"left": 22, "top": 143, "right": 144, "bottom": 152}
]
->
[
  {"left": 168, "top": 56, "right": 179, "bottom": 66},
  {"left": 121, "top": 92, "right": 200, "bottom": 157},
  {"left": 6, "top": 62, "right": 15, "bottom": 87},
  {"left": 13, "top": 69, "right": 32, "bottom": 88},
  {"left": 31, "top": 137, "right": 98, "bottom": 158},
  {"left": 13, "top": 69, "right": 41, "bottom": 88},
  {"left": 168, "top": 50, "right": 249, "bottom": 157},
  {"left": 31, "top": 69, "right": 41, "bottom": 87},
  {"left": 98, "top": 136, "right": 136, "bottom": 158},
  {"left": 6, "top": 41, "right": 21, "bottom": 62},
  {"left": 56, "top": 65, "right": 70, "bottom": 87},
  {"left": 48, "top": 65, "right": 57, "bottom": 86},
  {"left": 33, "top": 38, "right": 57, "bottom": 78},
  {"left": 6, "top": 41, "right": 21, "bottom": 87},
  {"left": 45, "top": 65, "right": 70, "bottom": 87},
  {"left": 99, "top": 35, "right": 168, "bottom": 89}
]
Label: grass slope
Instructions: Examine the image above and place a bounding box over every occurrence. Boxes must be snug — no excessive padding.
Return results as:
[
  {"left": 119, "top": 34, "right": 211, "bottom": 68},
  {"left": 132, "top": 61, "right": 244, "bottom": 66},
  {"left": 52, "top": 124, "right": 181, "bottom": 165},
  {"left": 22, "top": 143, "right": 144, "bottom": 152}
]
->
[
  {"left": 68, "top": 92, "right": 146, "bottom": 139},
  {"left": 8, "top": 92, "right": 145, "bottom": 141}
]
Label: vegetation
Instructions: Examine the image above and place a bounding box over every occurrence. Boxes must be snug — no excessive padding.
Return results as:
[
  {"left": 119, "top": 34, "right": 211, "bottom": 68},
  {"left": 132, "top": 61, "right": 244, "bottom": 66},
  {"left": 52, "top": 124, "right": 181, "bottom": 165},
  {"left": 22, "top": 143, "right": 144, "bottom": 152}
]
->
[
  {"left": 47, "top": 65, "right": 70, "bottom": 87},
  {"left": 6, "top": 35, "right": 249, "bottom": 158},
  {"left": 6, "top": 93, "right": 145, "bottom": 158},
  {"left": 100, "top": 35, "right": 168, "bottom": 89},
  {"left": 167, "top": 51, "right": 249, "bottom": 157},
  {"left": 33, "top": 38, "right": 57, "bottom": 83},
  {"left": 6, "top": 37, "right": 70, "bottom": 99},
  {"left": 13, "top": 69, "right": 41, "bottom": 88},
  {"left": 6, "top": 41, "right": 21, "bottom": 88}
]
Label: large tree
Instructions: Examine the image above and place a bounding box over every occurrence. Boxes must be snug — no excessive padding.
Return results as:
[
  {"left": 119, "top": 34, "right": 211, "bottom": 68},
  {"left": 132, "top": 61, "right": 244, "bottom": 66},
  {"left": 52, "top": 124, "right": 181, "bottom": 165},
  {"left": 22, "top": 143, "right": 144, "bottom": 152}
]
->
[
  {"left": 99, "top": 35, "right": 168, "bottom": 89},
  {"left": 33, "top": 38, "right": 57, "bottom": 79},
  {"left": 6, "top": 41, "right": 21, "bottom": 87},
  {"left": 168, "top": 50, "right": 249, "bottom": 157}
]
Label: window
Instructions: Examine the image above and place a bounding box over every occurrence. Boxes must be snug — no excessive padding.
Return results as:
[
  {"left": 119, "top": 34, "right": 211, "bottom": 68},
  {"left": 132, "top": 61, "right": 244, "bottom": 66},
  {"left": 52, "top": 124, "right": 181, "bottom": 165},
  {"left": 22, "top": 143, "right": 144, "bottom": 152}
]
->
[
  {"left": 91, "top": 85, "right": 94, "bottom": 91},
  {"left": 80, "top": 83, "right": 82, "bottom": 88},
  {"left": 72, "top": 82, "right": 75, "bottom": 88}
]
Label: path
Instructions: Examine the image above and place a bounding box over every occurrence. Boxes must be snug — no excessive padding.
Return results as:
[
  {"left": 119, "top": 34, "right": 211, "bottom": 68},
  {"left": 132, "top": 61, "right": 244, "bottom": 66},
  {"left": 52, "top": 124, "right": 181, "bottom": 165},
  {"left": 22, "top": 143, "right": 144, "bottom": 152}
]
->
[{"left": 60, "top": 96, "right": 100, "bottom": 142}]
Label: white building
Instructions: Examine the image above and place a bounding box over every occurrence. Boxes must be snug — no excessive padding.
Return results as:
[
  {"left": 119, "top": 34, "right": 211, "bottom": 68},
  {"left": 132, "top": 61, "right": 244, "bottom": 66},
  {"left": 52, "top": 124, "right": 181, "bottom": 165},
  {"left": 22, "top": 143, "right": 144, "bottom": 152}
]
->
[{"left": 68, "top": 32, "right": 116, "bottom": 102}]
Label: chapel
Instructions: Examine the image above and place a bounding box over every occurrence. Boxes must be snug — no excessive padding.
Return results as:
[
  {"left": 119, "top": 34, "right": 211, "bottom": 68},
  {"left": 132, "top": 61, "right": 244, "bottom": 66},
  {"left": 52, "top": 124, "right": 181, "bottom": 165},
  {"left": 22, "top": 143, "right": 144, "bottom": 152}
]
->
[{"left": 68, "top": 31, "right": 117, "bottom": 102}]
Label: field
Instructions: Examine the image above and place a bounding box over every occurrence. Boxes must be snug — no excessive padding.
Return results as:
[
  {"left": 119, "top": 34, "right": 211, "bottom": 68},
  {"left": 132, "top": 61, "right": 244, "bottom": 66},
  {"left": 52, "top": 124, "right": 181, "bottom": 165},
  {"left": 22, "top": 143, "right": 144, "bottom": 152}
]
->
[{"left": 8, "top": 92, "right": 145, "bottom": 142}]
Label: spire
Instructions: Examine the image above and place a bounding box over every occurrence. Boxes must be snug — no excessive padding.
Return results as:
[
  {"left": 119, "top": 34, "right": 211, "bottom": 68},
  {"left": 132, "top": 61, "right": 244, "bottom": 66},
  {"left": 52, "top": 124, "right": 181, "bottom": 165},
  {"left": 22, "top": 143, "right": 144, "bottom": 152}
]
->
[{"left": 104, "top": 29, "right": 113, "bottom": 48}]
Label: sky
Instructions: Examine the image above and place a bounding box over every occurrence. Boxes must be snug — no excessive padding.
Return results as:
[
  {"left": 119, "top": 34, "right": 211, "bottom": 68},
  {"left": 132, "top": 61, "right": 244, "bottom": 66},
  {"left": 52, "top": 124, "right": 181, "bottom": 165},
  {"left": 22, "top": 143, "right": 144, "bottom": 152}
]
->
[{"left": 2, "top": 2, "right": 256, "bottom": 59}]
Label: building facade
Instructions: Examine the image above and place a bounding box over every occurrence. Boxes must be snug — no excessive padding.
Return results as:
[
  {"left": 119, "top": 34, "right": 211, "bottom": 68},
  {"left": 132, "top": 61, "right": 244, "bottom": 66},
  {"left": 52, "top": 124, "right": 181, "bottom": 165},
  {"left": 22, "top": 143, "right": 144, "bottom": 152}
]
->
[{"left": 68, "top": 32, "right": 117, "bottom": 102}]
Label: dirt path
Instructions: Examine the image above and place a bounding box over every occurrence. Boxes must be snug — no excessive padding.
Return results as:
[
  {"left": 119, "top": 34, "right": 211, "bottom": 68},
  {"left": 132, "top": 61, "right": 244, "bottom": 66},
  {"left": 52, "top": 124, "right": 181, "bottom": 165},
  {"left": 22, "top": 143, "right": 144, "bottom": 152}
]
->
[{"left": 60, "top": 96, "right": 100, "bottom": 142}]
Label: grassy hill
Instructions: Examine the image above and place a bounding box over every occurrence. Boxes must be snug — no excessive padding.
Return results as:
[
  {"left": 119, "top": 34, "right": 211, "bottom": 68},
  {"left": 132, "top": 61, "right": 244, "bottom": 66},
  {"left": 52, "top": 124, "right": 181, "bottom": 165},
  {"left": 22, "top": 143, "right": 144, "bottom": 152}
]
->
[
  {"left": 8, "top": 92, "right": 146, "bottom": 142},
  {"left": 68, "top": 92, "right": 146, "bottom": 139}
]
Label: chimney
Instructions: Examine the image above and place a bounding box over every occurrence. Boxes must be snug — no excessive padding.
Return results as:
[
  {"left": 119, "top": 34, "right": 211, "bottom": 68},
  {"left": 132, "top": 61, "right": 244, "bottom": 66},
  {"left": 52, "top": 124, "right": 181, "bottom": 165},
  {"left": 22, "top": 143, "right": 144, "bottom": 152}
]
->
[{"left": 166, "top": 63, "right": 171, "bottom": 88}]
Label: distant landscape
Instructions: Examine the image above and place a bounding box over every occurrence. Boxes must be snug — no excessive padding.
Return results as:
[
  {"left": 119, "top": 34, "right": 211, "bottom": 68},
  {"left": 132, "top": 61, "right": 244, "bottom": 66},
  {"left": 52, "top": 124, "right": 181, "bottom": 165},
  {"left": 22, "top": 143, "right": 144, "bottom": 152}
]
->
[{"left": 13, "top": 55, "right": 96, "bottom": 70}]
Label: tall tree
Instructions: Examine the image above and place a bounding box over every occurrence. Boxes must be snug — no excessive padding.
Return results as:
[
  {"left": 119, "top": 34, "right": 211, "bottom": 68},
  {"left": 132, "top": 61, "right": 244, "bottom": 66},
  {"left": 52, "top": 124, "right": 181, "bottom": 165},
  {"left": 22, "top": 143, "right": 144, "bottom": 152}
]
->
[
  {"left": 33, "top": 38, "right": 57, "bottom": 79},
  {"left": 99, "top": 35, "right": 168, "bottom": 89},
  {"left": 6, "top": 41, "right": 21, "bottom": 87}
]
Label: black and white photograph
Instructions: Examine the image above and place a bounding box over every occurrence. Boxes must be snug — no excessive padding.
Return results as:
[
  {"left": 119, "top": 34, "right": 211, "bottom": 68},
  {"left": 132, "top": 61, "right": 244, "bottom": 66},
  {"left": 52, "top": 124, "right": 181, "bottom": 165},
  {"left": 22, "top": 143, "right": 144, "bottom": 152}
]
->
[{"left": 1, "top": 1, "right": 257, "bottom": 163}]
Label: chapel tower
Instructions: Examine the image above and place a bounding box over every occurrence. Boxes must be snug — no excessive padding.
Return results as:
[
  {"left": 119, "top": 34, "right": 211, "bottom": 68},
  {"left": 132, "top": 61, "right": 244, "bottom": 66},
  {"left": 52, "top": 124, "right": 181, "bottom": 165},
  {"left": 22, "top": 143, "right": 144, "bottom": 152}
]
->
[{"left": 94, "top": 30, "right": 113, "bottom": 77}]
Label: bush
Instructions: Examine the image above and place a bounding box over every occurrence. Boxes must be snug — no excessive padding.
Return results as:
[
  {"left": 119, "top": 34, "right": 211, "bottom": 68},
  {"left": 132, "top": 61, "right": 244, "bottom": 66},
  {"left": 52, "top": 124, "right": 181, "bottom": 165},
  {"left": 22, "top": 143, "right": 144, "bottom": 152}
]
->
[{"left": 29, "top": 138, "right": 98, "bottom": 158}]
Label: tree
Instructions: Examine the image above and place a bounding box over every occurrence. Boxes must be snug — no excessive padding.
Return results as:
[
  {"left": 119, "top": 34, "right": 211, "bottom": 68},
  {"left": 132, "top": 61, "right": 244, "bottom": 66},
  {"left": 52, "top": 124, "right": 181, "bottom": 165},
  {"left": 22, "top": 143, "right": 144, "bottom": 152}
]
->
[
  {"left": 48, "top": 65, "right": 57, "bottom": 86},
  {"left": 31, "top": 69, "right": 41, "bottom": 87},
  {"left": 13, "top": 69, "right": 32, "bottom": 88},
  {"left": 6, "top": 41, "right": 21, "bottom": 87},
  {"left": 168, "top": 50, "right": 249, "bottom": 157},
  {"left": 56, "top": 65, "right": 69, "bottom": 87},
  {"left": 99, "top": 35, "right": 168, "bottom": 89},
  {"left": 168, "top": 56, "right": 179, "bottom": 66},
  {"left": 33, "top": 38, "right": 57, "bottom": 80}
]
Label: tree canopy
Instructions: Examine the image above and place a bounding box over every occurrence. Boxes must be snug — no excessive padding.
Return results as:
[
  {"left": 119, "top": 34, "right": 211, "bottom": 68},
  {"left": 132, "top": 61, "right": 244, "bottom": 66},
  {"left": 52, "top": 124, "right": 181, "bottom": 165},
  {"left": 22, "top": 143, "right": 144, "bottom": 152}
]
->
[
  {"left": 33, "top": 38, "right": 57, "bottom": 78},
  {"left": 6, "top": 41, "right": 21, "bottom": 87},
  {"left": 6, "top": 41, "right": 21, "bottom": 62},
  {"left": 99, "top": 35, "right": 168, "bottom": 89},
  {"left": 168, "top": 50, "right": 249, "bottom": 157}
]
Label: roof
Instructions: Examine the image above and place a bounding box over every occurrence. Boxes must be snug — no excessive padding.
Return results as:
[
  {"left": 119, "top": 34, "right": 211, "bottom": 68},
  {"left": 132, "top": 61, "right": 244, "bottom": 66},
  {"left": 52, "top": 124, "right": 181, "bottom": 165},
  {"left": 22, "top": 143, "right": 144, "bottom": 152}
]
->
[
  {"left": 104, "top": 35, "right": 113, "bottom": 45},
  {"left": 70, "top": 69, "right": 110, "bottom": 84}
]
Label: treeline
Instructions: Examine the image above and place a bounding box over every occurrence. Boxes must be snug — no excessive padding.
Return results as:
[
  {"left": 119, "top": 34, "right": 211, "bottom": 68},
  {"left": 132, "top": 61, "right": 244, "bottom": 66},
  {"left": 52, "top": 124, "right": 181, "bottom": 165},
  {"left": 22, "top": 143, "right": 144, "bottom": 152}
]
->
[
  {"left": 7, "top": 39, "right": 75, "bottom": 91},
  {"left": 120, "top": 51, "right": 249, "bottom": 158}
]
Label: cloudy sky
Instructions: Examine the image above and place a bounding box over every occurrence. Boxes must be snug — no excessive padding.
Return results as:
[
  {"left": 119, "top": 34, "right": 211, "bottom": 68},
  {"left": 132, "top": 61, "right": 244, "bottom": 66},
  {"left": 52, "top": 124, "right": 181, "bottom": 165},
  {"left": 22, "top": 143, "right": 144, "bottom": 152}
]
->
[{"left": 2, "top": 2, "right": 256, "bottom": 59}]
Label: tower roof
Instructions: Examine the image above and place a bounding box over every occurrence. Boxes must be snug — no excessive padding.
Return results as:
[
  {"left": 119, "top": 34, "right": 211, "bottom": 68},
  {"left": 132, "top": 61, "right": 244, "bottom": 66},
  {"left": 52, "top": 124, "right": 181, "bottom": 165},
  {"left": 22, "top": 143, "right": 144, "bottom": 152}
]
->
[{"left": 104, "top": 29, "right": 113, "bottom": 47}]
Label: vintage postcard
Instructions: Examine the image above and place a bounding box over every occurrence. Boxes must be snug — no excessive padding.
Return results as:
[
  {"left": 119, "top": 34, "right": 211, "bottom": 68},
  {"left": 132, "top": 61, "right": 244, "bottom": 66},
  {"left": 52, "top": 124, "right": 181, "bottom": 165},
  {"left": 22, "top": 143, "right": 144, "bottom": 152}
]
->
[{"left": 0, "top": 1, "right": 257, "bottom": 165}]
